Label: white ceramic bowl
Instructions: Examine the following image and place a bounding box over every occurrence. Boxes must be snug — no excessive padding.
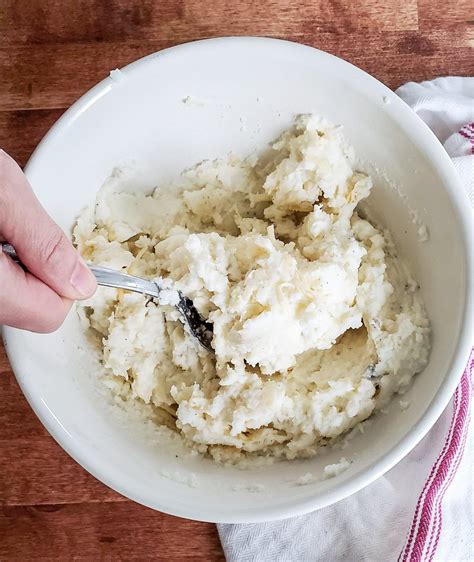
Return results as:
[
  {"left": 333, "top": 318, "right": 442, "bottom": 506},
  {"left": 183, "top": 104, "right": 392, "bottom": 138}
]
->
[{"left": 3, "top": 37, "right": 472, "bottom": 523}]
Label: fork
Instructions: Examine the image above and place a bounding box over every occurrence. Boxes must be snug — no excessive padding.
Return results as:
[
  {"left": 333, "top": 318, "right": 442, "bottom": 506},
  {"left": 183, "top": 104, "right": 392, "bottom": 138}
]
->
[{"left": 1, "top": 242, "right": 213, "bottom": 351}]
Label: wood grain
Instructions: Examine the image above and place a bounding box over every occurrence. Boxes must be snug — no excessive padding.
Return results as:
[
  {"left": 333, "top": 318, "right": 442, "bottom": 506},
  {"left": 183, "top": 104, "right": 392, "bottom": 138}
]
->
[
  {"left": 0, "top": 0, "right": 420, "bottom": 45},
  {"left": 1, "top": 29, "right": 473, "bottom": 111},
  {"left": 0, "top": 109, "right": 63, "bottom": 167},
  {"left": 0, "top": 503, "right": 224, "bottom": 560},
  {"left": 0, "top": 0, "right": 472, "bottom": 559},
  {"left": 0, "top": 437, "right": 126, "bottom": 506},
  {"left": 417, "top": 0, "right": 474, "bottom": 28}
]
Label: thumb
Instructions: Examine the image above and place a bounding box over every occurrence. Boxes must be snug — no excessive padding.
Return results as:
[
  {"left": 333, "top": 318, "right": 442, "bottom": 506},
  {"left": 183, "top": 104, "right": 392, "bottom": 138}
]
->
[{"left": 0, "top": 150, "right": 96, "bottom": 300}]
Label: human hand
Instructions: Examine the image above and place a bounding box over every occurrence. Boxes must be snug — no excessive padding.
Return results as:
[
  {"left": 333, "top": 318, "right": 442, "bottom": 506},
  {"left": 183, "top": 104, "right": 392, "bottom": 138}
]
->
[{"left": 0, "top": 150, "right": 97, "bottom": 332}]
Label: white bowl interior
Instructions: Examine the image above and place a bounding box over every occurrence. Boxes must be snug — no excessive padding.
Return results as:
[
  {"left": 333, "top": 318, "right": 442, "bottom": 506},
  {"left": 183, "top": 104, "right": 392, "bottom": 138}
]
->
[{"left": 3, "top": 38, "right": 472, "bottom": 523}]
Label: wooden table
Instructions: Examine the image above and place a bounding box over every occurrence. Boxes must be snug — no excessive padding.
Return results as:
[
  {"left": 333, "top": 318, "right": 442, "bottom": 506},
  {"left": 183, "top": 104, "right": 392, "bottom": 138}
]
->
[{"left": 0, "top": 1, "right": 471, "bottom": 559}]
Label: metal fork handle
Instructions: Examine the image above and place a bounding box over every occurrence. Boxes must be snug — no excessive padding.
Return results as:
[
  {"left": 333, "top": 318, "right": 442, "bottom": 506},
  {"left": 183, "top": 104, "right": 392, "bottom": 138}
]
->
[
  {"left": 88, "top": 265, "right": 161, "bottom": 299},
  {"left": 1, "top": 243, "right": 17, "bottom": 261},
  {"left": 1, "top": 242, "right": 161, "bottom": 299}
]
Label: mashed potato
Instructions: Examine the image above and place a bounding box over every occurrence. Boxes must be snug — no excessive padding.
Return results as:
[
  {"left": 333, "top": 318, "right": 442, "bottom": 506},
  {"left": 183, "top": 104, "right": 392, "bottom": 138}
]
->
[{"left": 75, "top": 115, "right": 430, "bottom": 462}]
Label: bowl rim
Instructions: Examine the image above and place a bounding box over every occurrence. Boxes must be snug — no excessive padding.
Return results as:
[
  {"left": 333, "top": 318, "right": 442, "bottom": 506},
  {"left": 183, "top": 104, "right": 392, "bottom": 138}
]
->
[{"left": 3, "top": 36, "right": 473, "bottom": 523}]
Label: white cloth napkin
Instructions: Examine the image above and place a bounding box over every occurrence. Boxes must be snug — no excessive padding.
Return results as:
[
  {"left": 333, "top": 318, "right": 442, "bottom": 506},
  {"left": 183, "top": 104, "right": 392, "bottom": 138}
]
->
[{"left": 218, "top": 78, "right": 474, "bottom": 562}]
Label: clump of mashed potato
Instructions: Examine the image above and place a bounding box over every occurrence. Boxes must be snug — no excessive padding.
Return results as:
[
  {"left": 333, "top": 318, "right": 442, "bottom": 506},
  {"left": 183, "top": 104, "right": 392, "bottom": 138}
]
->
[{"left": 75, "top": 115, "right": 430, "bottom": 462}]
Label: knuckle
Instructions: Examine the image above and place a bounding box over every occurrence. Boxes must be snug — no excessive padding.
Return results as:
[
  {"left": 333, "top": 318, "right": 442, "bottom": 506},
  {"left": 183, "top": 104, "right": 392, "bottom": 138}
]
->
[{"left": 39, "top": 228, "right": 70, "bottom": 268}]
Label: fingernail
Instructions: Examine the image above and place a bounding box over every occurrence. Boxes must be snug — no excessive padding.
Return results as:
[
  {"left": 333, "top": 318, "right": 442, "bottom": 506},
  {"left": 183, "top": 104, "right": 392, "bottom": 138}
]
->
[{"left": 70, "top": 259, "right": 96, "bottom": 298}]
